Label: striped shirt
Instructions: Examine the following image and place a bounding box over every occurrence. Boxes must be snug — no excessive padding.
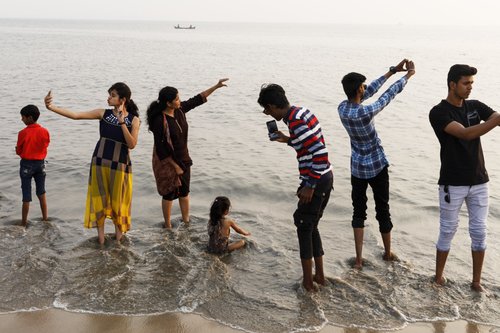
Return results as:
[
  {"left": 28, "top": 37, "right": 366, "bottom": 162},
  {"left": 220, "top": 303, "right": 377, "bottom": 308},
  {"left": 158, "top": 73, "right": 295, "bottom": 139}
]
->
[
  {"left": 283, "top": 106, "right": 332, "bottom": 187},
  {"left": 338, "top": 75, "right": 407, "bottom": 179}
]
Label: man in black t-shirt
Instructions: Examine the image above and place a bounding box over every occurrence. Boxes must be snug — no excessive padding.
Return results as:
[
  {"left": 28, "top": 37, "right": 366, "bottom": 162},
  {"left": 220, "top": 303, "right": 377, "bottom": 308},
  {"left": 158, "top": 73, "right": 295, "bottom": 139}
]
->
[{"left": 429, "top": 64, "right": 500, "bottom": 292}]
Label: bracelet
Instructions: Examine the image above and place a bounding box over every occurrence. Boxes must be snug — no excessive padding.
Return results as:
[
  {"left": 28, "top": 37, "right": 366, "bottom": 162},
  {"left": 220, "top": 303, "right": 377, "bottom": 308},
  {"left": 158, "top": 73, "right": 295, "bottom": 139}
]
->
[
  {"left": 119, "top": 122, "right": 125, "bottom": 125},
  {"left": 389, "top": 66, "right": 397, "bottom": 74}
]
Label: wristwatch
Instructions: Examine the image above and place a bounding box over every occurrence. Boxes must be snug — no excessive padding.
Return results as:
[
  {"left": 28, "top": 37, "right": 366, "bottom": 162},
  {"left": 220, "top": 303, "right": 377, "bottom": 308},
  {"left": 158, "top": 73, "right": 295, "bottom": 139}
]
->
[{"left": 389, "top": 66, "right": 397, "bottom": 74}]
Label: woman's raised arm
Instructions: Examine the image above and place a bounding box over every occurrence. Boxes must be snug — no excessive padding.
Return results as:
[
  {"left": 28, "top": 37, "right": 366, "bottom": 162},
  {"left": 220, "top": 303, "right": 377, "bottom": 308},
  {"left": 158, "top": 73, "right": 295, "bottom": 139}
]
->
[{"left": 44, "top": 90, "right": 104, "bottom": 120}]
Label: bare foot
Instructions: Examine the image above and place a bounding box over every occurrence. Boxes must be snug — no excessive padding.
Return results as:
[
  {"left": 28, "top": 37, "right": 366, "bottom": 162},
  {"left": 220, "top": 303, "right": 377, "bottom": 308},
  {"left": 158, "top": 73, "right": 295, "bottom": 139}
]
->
[
  {"left": 115, "top": 230, "right": 123, "bottom": 243},
  {"left": 164, "top": 223, "right": 172, "bottom": 229},
  {"left": 434, "top": 276, "right": 447, "bottom": 286},
  {"left": 471, "top": 281, "right": 484, "bottom": 292},
  {"left": 313, "top": 274, "right": 326, "bottom": 286},
  {"left": 20, "top": 222, "right": 27, "bottom": 228},
  {"left": 354, "top": 259, "right": 363, "bottom": 270},
  {"left": 383, "top": 252, "right": 397, "bottom": 261},
  {"left": 302, "top": 281, "right": 318, "bottom": 292}
]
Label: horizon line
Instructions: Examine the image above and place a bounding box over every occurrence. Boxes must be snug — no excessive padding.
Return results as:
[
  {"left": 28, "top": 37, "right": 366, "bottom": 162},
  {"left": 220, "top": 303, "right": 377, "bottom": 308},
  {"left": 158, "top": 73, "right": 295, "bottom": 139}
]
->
[{"left": 1, "top": 17, "right": 500, "bottom": 27}]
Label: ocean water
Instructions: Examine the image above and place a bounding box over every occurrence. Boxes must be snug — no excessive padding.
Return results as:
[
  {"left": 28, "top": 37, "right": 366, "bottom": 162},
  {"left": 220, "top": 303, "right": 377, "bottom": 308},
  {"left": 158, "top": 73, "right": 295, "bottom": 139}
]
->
[{"left": 1, "top": 19, "right": 500, "bottom": 332}]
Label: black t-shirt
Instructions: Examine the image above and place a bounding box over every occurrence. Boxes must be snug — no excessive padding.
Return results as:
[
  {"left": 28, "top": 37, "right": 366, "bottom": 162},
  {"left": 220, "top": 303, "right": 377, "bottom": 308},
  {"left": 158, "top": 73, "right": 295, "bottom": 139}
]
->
[
  {"left": 429, "top": 99, "right": 494, "bottom": 185},
  {"left": 151, "top": 94, "right": 206, "bottom": 168}
]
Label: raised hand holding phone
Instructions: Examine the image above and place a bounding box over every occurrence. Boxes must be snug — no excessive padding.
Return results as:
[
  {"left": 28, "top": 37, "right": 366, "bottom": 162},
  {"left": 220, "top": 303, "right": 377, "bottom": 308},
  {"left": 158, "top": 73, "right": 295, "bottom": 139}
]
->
[
  {"left": 44, "top": 90, "right": 53, "bottom": 110},
  {"left": 266, "top": 120, "right": 279, "bottom": 141}
]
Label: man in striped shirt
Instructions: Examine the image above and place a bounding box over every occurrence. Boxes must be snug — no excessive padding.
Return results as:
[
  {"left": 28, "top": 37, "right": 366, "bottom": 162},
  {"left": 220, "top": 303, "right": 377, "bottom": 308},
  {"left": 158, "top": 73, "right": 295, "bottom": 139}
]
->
[
  {"left": 258, "top": 84, "right": 333, "bottom": 292},
  {"left": 338, "top": 59, "right": 416, "bottom": 269}
]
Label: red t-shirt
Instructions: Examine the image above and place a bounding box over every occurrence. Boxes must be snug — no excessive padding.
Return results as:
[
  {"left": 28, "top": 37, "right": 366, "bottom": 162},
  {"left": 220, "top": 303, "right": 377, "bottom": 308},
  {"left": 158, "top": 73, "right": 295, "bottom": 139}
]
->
[{"left": 16, "top": 123, "right": 50, "bottom": 160}]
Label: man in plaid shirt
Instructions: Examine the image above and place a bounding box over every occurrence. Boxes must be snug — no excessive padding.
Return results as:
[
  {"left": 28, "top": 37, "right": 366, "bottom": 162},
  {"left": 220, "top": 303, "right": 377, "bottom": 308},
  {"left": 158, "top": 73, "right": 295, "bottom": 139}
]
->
[{"left": 338, "top": 59, "right": 416, "bottom": 269}]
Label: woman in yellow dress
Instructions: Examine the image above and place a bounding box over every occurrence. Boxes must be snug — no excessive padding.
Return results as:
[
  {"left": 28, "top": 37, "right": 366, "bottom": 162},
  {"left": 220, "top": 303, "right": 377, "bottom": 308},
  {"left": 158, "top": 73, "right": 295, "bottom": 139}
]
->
[{"left": 44, "top": 83, "right": 140, "bottom": 244}]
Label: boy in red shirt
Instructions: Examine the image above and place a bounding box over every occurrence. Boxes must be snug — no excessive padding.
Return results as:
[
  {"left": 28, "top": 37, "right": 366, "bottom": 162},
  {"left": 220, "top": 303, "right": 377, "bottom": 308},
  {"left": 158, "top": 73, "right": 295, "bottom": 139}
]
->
[{"left": 16, "top": 105, "right": 50, "bottom": 226}]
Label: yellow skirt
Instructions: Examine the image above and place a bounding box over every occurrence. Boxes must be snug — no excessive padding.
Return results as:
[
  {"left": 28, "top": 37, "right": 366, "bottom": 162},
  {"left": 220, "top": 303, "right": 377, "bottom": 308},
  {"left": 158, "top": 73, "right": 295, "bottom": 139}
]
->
[{"left": 84, "top": 138, "right": 133, "bottom": 233}]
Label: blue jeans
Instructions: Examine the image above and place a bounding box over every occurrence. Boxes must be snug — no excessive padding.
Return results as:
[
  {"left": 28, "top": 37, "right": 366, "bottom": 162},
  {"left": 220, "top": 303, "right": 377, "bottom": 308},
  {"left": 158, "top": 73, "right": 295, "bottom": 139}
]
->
[
  {"left": 20, "top": 159, "right": 46, "bottom": 202},
  {"left": 436, "top": 183, "right": 488, "bottom": 252}
]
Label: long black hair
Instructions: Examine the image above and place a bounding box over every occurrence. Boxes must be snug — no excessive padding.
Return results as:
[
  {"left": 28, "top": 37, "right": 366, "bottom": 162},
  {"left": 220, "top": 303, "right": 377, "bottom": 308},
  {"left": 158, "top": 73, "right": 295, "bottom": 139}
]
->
[
  {"left": 146, "top": 86, "right": 178, "bottom": 132},
  {"left": 209, "top": 196, "right": 231, "bottom": 226},
  {"left": 108, "top": 82, "right": 139, "bottom": 117}
]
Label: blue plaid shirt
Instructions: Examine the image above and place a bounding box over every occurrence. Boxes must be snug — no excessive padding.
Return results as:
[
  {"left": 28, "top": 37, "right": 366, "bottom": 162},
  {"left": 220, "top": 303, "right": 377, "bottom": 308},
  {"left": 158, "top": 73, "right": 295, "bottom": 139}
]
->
[{"left": 338, "top": 75, "right": 408, "bottom": 179}]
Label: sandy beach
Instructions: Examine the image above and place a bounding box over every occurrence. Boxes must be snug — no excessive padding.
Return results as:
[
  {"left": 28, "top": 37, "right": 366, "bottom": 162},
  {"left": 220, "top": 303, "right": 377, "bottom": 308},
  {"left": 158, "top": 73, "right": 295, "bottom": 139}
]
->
[{"left": 0, "top": 310, "right": 495, "bottom": 333}]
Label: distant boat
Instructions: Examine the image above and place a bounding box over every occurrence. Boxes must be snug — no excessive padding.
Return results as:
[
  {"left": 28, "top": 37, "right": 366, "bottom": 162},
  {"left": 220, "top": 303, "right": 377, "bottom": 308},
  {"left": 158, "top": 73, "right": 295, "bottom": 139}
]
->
[{"left": 174, "top": 24, "right": 196, "bottom": 30}]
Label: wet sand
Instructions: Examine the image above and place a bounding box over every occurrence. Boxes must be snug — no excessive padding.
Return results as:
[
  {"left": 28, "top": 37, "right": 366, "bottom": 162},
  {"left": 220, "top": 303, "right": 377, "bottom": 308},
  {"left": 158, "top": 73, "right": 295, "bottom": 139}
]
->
[{"left": 0, "top": 309, "right": 495, "bottom": 333}]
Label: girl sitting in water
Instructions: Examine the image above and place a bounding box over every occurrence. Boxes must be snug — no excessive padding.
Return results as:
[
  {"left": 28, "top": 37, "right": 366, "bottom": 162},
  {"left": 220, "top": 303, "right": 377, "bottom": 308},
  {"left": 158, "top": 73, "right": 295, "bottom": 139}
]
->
[{"left": 207, "top": 196, "right": 251, "bottom": 254}]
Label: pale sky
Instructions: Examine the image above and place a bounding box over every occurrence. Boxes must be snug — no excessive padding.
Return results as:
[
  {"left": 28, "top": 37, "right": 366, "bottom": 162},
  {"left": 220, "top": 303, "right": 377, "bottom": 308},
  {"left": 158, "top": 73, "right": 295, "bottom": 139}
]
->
[{"left": 2, "top": 0, "right": 500, "bottom": 25}]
